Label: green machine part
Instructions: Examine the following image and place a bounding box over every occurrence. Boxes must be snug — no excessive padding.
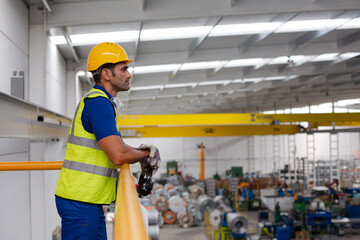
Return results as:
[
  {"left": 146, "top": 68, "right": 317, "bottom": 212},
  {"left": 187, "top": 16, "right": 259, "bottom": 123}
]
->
[
  {"left": 231, "top": 167, "right": 243, "bottom": 178},
  {"left": 166, "top": 161, "right": 178, "bottom": 177}
]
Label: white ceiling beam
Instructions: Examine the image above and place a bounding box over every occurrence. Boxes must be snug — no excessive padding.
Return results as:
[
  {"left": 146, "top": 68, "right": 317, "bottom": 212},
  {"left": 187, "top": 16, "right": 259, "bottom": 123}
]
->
[
  {"left": 133, "top": 41, "right": 346, "bottom": 66},
  {"left": 187, "top": 17, "right": 222, "bottom": 58},
  {"left": 29, "top": 0, "right": 360, "bottom": 27},
  {"left": 42, "top": 0, "right": 52, "bottom": 12},
  {"left": 141, "top": 0, "right": 147, "bottom": 11},
  {"left": 337, "top": 30, "right": 360, "bottom": 49},
  {"left": 238, "top": 13, "right": 297, "bottom": 55},
  {"left": 133, "top": 22, "right": 143, "bottom": 61},
  {"left": 63, "top": 28, "right": 80, "bottom": 64},
  {"left": 289, "top": 10, "right": 360, "bottom": 52}
]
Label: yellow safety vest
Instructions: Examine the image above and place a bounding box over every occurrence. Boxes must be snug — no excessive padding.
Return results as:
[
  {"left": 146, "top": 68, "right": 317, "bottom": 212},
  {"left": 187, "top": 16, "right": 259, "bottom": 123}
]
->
[{"left": 55, "top": 88, "right": 118, "bottom": 204}]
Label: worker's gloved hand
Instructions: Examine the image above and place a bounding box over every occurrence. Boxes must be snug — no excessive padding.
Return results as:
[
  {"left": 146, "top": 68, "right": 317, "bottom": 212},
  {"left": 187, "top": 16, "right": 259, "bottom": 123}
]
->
[{"left": 139, "top": 144, "right": 161, "bottom": 175}]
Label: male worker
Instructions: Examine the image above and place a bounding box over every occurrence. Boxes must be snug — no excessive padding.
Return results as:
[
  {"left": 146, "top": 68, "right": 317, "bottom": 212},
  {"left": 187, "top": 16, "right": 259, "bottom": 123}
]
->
[
  {"left": 55, "top": 42, "right": 160, "bottom": 240},
  {"left": 274, "top": 201, "right": 280, "bottom": 223}
]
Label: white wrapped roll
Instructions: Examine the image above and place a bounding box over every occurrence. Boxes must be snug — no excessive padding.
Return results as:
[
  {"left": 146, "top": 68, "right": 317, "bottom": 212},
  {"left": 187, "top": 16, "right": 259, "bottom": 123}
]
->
[
  {"left": 209, "top": 209, "right": 221, "bottom": 227},
  {"left": 147, "top": 209, "right": 159, "bottom": 225},
  {"left": 226, "top": 212, "right": 248, "bottom": 235},
  {"left": 148, "top": 225, "right": 159, "bottom": 240},
  {"left": 168, "top": 196, "right": 185, "bottom": 214}
]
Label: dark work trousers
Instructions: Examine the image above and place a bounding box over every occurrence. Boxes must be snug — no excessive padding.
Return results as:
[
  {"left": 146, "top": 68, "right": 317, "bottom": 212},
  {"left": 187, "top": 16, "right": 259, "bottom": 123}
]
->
[{"left": 55, "top": 196, "right": 107, "bottom": 240}]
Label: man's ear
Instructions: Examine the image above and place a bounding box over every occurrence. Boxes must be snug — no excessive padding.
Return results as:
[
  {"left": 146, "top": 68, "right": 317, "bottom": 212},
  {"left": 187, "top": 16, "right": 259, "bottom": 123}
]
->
[{"left": 101, "top": 68, "right": 112, "bottom": 81}]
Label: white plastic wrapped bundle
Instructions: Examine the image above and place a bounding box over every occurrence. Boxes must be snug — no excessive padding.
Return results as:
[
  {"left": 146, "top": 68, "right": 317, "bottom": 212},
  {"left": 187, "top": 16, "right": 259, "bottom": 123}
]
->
[{"left": 168, "top": 195, "right": 186, "bottom": 214}]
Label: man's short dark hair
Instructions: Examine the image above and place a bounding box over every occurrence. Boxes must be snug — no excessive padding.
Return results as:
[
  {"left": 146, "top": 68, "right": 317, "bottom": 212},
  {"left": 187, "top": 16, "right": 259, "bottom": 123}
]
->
[{"left": 92, "top": 63, "right": 116, "bottom": 84}]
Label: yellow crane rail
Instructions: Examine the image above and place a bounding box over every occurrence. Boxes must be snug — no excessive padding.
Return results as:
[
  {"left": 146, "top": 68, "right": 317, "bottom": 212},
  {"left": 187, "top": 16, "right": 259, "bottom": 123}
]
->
[{"left": 118, "top": 113, "right": 360, "bottom": 126}]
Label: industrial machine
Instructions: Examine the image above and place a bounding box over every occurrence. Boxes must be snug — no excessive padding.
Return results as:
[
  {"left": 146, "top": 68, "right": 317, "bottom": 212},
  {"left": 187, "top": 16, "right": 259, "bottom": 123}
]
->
[{"left": 166, "top": 161, "right": 178, "bottom": 177}]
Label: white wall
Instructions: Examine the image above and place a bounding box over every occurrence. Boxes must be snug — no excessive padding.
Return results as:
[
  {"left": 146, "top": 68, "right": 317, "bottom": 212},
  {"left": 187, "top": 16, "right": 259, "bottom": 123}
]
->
[
  {"left": 0, "top": 138, "right": 31, "bottom": 240},
  {"left": 29, "top": 27, "right": 68, "bottom": 115},
  {"left": 0, "top": 0, "right": 28, "bottom": 99},
  {"left": 0, "top": 2, "right": 70, "bottom": 240}
]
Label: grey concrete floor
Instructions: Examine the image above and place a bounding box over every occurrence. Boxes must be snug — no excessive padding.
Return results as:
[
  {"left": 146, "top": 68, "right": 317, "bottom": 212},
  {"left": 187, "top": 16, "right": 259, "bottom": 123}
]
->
[
  {"left": 157, "top": 211, "right": 360, "bottom": 240},
  {"left": 158, "top": 225, "right": 207, "bottom": 240}
]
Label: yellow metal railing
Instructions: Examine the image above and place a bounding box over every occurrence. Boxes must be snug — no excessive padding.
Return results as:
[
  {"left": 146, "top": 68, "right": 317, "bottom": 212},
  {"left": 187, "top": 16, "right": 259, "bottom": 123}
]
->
[
  {"left": 114, "top": 164, "right": 148, "bottom": 240},
  {"left": 0, "top": 161, "right": 63, "bottom": 171},
  {"left": 0, "top": 161, "right": 148, "bottom": 240}
]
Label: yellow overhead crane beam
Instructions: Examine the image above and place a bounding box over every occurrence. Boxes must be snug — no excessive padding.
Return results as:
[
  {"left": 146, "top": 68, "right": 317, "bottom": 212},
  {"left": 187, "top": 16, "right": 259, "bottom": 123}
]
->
[
  {"left": 119, "top": 125, "right": 301, "bottom": 137},
  {"left": 118, "top": 113, "right": 360, "bottom": 126},
  {"left": 117, "top": 113, "right": 360, "bottom": 137}
]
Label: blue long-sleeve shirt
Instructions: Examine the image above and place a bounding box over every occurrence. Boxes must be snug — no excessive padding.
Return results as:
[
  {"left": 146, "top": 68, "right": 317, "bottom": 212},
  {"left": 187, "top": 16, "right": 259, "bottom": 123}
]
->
[{"left": 81, "top": 85, "right": 121, "bottom": 141}]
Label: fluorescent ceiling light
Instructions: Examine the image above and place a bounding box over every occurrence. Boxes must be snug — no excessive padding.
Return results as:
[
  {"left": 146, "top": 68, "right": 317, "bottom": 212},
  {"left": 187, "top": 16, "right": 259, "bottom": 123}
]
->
[
  {"left": 140, "top": 26, "right": 212, "bottom": 41},
  {"left": 133, "top": 64, "right": 180, "bottom": 74},
  {"left": 180, "top": 61, "right": 228, "bottom": 71},
  {"left": 49, "top": 36, "right": 66, "bottom": 45},
  {"left": 130, "top": 85, "right": 163, "bottom": 91},
  {"left": 339, "top": 17, "right": 360, "bottom": 29},
  {"left": 276, "top": 19, "right": 348, "bottom": 33},
  {"left": 209, "top": 22, "right": 283, "bottom": 37},
  {"left": 70, "top": 31, "right": 139, "bottom": 46},
  {"left": 310, "top": 53, "right": 339, "bottom": 62},
  {"left": 226, "top": 58, "right": 266, "bottom": 67}
]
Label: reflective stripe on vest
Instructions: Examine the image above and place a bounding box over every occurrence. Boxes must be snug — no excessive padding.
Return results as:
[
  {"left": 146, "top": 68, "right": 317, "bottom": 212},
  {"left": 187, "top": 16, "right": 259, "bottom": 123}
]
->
[{"left": 62, "top": 159, "right": 117, "bottom": 178}]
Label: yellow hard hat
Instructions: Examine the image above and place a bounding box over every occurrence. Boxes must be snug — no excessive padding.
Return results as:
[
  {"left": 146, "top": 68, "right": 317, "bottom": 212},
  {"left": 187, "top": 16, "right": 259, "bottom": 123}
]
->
[{"left": 87, "top": 42, "right": 133, "bottom": 72}]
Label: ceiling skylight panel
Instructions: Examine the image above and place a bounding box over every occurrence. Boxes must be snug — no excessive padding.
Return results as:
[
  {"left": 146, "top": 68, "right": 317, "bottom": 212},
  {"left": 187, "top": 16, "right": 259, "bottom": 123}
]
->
[
  {"left": 130, "top": 85, "right": 164, "bottom": 91},
  {"left": 226, "top": 58, "right": 265, "bottom": 67},
  {"left": 232, "top": 78, "right": 263, "bottom": 83},
  {"left": 180, "top": 61, "right": 227, "bottom": 71},
  {"left": 140, "top": 26, "right": 212, "bottom": 41},
  {"left": 49, "top": 36, "right": 67, "bottom": 45},
  {"left": 336, "top": 98, "right": 360, "bottom": 107},
  {"left": 310, "top": 53, "right": 339, "bottom": 62},
  {"left": 70, "top": 31, "right": 139, "bottom": 45},
  {"left": 339, "top": 17, "right": 360, "bottom": 29},
  {"left": 339, "top": 52, "right": 360, "bottom": 60},
  {"left": 264, "top": 76, "right": 287, "bottom": 81},
  {"left": 165, "top": 83, "right": 197, "bottom": 88},
  {"left": 209, "top": 22, "right": 282, "bottom": 37},
  {"left": 133, "top": 64, "right": 181, "bottom": 74},
  {"left": 199, "top": 80, "right": 231, "bottom": 86},
  {"left": 276, "top": 19, "right": 348, "bottom": 33},
  {"left": 267, "top": 55, "right": 308, "bottom": 65}
]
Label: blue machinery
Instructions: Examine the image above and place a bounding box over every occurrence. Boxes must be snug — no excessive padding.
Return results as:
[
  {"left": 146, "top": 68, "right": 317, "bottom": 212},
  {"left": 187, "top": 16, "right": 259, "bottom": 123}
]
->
[{"left": 214, "top": 212, "right": 247, "bottom": 240}]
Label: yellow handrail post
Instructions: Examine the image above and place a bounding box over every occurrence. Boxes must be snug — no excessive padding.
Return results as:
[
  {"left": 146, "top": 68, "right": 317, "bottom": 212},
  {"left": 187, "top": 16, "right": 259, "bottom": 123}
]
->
[
  {"left": 200, "top": 143, "right": 205, "bottom": 181},
  {"left": 113, "top": 164, "right": 148, "bottom": 240}
]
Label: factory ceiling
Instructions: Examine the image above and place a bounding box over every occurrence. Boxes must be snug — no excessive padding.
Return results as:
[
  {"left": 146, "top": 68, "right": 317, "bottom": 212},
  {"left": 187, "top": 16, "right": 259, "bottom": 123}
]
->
[{"left": 25, "top": 0, "right": 360, "bottom": 115}]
